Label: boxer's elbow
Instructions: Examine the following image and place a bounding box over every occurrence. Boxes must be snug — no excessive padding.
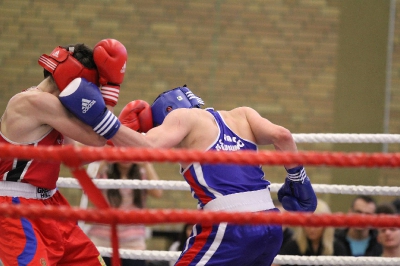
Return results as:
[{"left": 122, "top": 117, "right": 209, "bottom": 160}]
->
[
  {"left": 273, "top": 126, "right": 296, "bottom": 148},
  {"left": 275, "top": 126, "right": 293, "bottom": 143}
]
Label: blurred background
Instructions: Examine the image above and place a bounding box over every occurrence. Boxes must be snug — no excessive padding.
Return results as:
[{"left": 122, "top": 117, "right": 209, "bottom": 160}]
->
[{"left": 0, "top": 0, "right": 399, "bottom": 249}]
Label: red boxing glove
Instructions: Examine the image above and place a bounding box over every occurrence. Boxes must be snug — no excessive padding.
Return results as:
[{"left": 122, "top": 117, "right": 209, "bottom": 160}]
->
[
  {"left": 93, "top": 39, "right": 127, "bottom": 107},
  {"left": 119, "top": 100, "right": 153, "bottom": 133}
]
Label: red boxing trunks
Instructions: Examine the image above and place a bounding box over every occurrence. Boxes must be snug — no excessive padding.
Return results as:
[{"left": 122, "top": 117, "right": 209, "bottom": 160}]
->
[{"left": 0, "top": 191, "right": 106, "bottom": 266}]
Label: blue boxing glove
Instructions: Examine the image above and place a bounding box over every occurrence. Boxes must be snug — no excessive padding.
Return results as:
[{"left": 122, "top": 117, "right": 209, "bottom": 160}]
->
[
  {"left": 277, "top": 165, "right": 317, "bottom": 212},
  {"left": 59, "top": 78, "right": 120, "bottom": 139}
]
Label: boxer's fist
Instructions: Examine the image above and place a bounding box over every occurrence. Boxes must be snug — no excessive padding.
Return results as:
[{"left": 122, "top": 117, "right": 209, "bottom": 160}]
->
[
  {"left": 59, "top": 78, "right": 120, "bottom": 139},
  {"left": 93, "top": 39, "right": 127, "bottom": 107},
  {"left": 119, "top": 100, "right": 153, "bottom": 133},
  {"left": 277, "top": 166, "right": 317, "bottom": 212}
]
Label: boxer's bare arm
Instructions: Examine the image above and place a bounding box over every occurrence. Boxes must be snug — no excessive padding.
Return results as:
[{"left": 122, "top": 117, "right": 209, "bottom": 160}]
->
[
  {"left": 2, "top": 91, "right": 106, "bottom": 146},
  {"left": 244, "top": 107, "right": 297, "bottom": 150},
  {"left": 36, "top": 93, "right": 107, "bottom": 146},
  {"left": 244, "top": 107, "right": 299, "bottom": 169},
  {"left": 112, "top": 108, "right": 192, "bottom": 149}
]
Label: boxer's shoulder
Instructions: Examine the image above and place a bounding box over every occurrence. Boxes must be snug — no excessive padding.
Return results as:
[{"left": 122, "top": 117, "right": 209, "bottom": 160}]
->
[
  {"left": 166, "top": 108, "right": 213, "bottom": 124},
  {"left": 8, "top": 87, "right": 54, "bottom": 112}
]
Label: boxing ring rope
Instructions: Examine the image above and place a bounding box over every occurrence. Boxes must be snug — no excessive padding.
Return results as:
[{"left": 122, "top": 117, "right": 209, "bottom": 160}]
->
[
  {"left": 96, "top": 248, "right": 400, "bottom": 266},
  {"left": 291, "top": 133, "right": 400, "bottom": 143},
  {"left": 2, "top": 143, "right": 400, "bottom": 167},
  {"left": 1, "top": 133, "right": 400, "bottom": 265},
  {"left": 58, "top": 178, "right": 400, "bottom": 196}
]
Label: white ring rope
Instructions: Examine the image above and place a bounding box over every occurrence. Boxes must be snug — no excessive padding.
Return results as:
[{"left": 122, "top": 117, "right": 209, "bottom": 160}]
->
[
  {"left": 97, "top": 247, "right": 400, "bottom": 265},
  {"left": 292, "top": 133, "right": 400, "bottom": 143},
  {"left": 57, "top": 178, "right": 400, "bottom": 196}
]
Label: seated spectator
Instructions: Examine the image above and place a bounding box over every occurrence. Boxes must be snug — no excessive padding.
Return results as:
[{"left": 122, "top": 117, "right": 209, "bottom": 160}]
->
[
  {"left": 392, "top": 198, "right": 400, "bottom": 213},
  {"left": 334, "top": 195, "right": 382, "bottom": 256},
  {"left": 87, "top": 162, "right": 163, "bottom": 266},
  {"left": 273, "top": 198, "right": 294, "bottom": 249},
  {"left": 276, "top": 198, "right": 347, "bottom": 266},
  {"left": 376, "top": 202, "right": 400, "bottom": 257}
]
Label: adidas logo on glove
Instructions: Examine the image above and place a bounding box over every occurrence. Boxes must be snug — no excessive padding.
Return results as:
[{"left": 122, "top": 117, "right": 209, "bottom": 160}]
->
[
  {"left": 59, "top": 77, "right": 121, "bottom": 139},
  {"left": 82, "top": 98, "right": 96, "bottom": 113},
  {"left": 120, "top": 62, "right": 126, "bottom": 73}
]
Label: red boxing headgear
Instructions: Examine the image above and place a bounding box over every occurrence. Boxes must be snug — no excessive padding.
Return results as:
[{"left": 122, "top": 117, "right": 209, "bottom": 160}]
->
[{"left": 38, "top": 46, "right": 99, "bottom": 91}]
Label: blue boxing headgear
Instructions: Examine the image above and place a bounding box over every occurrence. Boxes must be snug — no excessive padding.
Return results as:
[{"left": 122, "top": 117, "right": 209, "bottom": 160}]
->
[{"left": 151, "top": 85, "right": 204, "bottom": 126}]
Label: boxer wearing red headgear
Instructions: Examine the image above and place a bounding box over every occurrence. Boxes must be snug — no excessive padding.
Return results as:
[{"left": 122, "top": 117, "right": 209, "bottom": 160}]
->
[
  {"left": 38, "top": 44, "right": 99, "bottom": 92},
  {"left": 0, "top": 43, "right": 108, "bottom": 265}
]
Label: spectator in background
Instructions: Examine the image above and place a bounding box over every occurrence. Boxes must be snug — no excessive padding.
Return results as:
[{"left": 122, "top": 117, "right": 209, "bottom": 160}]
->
[
  {"left": 334, "top": 195, "right": 382, "bottom": 256},
  {"left": 168, "top": 223, "right": 196, "bottom": 266},
  {"left": 376, "top": 202, "right": 400, "bottom": 257},
  {"left": 87, "top": 162, "right": 163, "bottom": 266},
  {"left": 275, "top": 198, "right": 346, "bottom": 266},
  {"left": 392, "top": 198, "right": 400, "bottom": 213},
  {"left": 273, "top": 198, "right": 294, "bottom": 249},
  {"left": 271, "top": 199, "right": 294, "bottom": 266}
]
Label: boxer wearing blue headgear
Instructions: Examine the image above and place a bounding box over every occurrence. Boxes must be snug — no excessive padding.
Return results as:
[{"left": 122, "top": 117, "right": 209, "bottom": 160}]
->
[
  {"left": 151, "top": 85, "right": 204, "bottom": 126},
  {"left": 61, "top": 83, "right": 317, "bottom": 266}
]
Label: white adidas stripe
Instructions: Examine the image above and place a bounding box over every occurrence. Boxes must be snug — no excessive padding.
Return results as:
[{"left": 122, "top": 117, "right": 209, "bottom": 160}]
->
[
  {"left": 93, "top": 111, "right": 112, "bottom": 133},
  {"left": 101, "top": 86, "right": 120, "bottom": 93},
  {"left": 185, "top": 91, "right": 204, "bottom": 104},
  {"left": 38, "top": 56, "right": 57, "bottom": 70},
  {"left": 102, "top": 95, "right": 118, "bottom": 102},
  {"left": 101, "top": 91, "right": 119, "bottom": 97},
  {"left": 102, "top": 116, "right": 118, "bottom": 136},
  {"left": 93, "top": 111, "right": 118, "bottom": 137},
  {"left": 286, "top": 167, "right": 307, "bottom": 183}
]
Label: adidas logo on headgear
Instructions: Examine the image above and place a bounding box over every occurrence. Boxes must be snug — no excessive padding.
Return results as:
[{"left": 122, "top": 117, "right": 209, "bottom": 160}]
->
[
  {"left": 51, "top": 50, "right": 60, "bottom": 58},
  {"left": 82, "top": 98, "right": 96, "bottom": 113}
]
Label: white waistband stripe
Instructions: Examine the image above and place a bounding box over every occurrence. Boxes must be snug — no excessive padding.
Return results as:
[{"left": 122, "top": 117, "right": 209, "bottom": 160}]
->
[
  {"left": 0, "top": 181, "right": 56, "bottom": 199},
  {"left": 203, "top": 188, "right": 274, "bottom": 212}
]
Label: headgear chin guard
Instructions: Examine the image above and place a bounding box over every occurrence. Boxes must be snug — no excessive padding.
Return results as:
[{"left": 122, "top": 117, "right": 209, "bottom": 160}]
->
[
  {"left": 38, "top": 46, "right": 99, "bottom": 91},
  {"left": 151, "top": 86, "right": 204, "bottom": 126}
]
